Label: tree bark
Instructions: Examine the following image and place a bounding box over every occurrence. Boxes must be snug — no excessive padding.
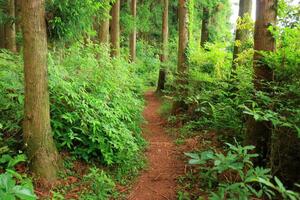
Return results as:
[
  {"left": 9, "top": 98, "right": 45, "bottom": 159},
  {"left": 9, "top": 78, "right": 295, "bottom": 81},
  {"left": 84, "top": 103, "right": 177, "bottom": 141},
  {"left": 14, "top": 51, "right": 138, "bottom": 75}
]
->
[
  {"left": 5, "top": 0, "right": 17, "bottom": 52},
  {"left": 270, "top": 129, "right": 300, "bottom": 188},
  {"left": 172, "top": 0, "right": 189, "bottom": 113},
  {"left": 156, "top": 0, "right": 169, "bottom": 93},
  {"left": 99, "top": 19, "right": 110, "bottom": 44},
  {"left": 0, "top": 24, "right": 5, "bottom": 48},
  {"left": 129, "top": 0, "right": 137, "bottom": 62},
  {"left": 22, "top": 0, "right": 60, "bottom": 181},
  {"left": 15, "top": 0, "right": 22, "bottom": 51},
  {"left": 245, "top": 0, "right": 277, "bottom": 166},
  {"left": 232, "top": 0, "right": 252, "bottom": 69},
  {"left": 200, "top": 7, "right": 209, "bottom": 47},
  {"left": 110, "top": 0, "right": 120, "bottom": 57}
]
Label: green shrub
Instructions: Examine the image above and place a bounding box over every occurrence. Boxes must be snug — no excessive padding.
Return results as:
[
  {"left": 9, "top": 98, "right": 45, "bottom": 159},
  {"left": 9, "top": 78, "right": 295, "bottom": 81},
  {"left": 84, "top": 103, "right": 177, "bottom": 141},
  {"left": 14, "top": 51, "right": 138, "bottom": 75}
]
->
[
  {"left": 186, "top": 143, "right": 300, "bottom": 200},
  {"left": 0, "top": 43, "right": 146, "bottom": 166},
  {"left": 81, "top": 168, "right": 116, "bottom": 200},
  {"left": 0, "top": 153, "right": 36, "bottom": 200}
]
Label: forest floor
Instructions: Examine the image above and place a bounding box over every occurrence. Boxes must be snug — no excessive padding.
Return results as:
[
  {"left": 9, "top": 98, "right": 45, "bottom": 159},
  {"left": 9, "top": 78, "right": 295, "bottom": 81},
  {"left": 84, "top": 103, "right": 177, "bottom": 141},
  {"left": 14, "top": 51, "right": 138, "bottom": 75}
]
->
[{"left": 128, "top": 91, "right": 185, "bottom": 200}]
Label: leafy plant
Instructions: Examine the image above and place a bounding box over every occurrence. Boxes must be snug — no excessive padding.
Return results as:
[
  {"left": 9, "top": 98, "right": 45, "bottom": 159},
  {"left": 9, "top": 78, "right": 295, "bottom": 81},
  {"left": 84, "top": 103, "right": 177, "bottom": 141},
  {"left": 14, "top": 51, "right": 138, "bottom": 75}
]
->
[
  {"left": 81, "top": 168, "right": 116, "bottom": 200},
  {"left": 185, "top": 143, "right": 300, "bottom": 200},
  {"left": 0, "top": 43, "right": 146, "bottom": 175},
  {"left": 0, "top": 154, "right": 36, "bottom": 200},
  {"left": 0, "top": 173, "right": 36, "bottom": 200}
]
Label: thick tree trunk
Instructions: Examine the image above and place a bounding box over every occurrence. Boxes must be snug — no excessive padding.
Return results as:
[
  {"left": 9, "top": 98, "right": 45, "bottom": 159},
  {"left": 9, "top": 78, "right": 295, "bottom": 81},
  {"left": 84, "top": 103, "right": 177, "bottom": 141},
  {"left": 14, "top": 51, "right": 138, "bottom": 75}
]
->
[
  {"left": 270, "top": 129, "right": 300, "bottom": 188},
  {"left": 22, "top": 0, "right": 60, "bottom": 181},
  {"left": 0, "top": 24, "right": 5, "bottom": 48},
  {"left": 200, "top": 7, "right": 209, "bottom": 47},
  {"left": 232, "top": 0, "right": 252, "bottom": 69},
  {"left": 172, "top": 0, "right": 189, "bottom": 113},
  {"left": 99, "top": 19, "right": 110, "bottom": 44},
  {"left": 245, "top": 0, "right": 277, "bottom": 166},
  {"left": 156, "top": 0, "right": 169, "bottom": 93},
  {"left": 110, "top": 0, "right": 120, "bottom": 57},
  {"left": 5, "top": 0, "right": 17, "bottom": 52},
  {"left": 129, "top": 0, "right": 137, "bottom": 62}
]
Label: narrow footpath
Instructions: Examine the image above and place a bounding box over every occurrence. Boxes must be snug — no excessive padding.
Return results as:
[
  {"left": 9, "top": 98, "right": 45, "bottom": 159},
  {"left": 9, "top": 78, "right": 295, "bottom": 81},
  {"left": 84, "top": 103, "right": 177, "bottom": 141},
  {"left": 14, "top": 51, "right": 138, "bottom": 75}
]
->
[{"left": 128, "top": 91, "right": 184, "bottom": 200}]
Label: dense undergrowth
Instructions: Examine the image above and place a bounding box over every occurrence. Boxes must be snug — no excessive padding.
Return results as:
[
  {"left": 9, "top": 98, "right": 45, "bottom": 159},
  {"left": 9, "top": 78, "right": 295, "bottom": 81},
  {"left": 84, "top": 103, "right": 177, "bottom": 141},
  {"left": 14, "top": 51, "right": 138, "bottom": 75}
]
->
[
  {"left": 0, "top": 42, "right": 156, "bottom": 198},
  {"left": 168, "top": 25, "right": 300, "bottom": 141},
  {"left": 166, "top": 21, "right": 300, "bottom": 200}
]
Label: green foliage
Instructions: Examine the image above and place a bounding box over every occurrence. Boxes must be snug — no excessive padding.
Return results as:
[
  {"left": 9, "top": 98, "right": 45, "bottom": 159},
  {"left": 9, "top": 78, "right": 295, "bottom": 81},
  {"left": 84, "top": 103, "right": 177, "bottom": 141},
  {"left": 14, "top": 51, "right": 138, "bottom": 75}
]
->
[
  {"left": 81, "top": 168, "right": 116, "bottom": 200},
  {"left": 241, "top": 25, "right": 300, "bottom": 136},
  {"left": 0, "top": 50, "right": 23, "bottom": 134},
  {"left": 170, "top": 42, "right": 253, "bottom": 139},
  {"left": 278, "top": 0, "right": 300, "bottom": 27},
  {"left": 186, "top": 143, "right": 300, "bottom": 200},
  {"left": 0, "top": 173, "right": 36, "bottom": 200},
  {"left": 0, "top": 43, "right": 146, "bottom": 167},
  {"left": 135, "top": 40, "right": 161, "bottom": 87},
  {"left": 46, "top": 0, "right": 101, "bottom": 41},
  {"left": 0, "top": 154, "right": 36, "bottom": 200},
  {"left": 193, "top": 0, "right": 232, "bottom": 43}
]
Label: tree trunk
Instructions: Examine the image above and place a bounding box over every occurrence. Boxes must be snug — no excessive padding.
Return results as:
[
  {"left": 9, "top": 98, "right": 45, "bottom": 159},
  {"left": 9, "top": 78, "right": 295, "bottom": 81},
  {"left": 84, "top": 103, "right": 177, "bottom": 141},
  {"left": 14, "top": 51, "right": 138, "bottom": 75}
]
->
[
  {"left": 232, "top": 0, "right": 252, "bottom": 69},
  {"left": 172, "top": 0, "right": 189, "bottom": 113},
  {"left": 99, "top": 19, "right": 110, "bottom": 44},
  {"left": 15, "top": 0, "right": 22, "bottom": 51},
  {"left": 5, "top": 0, "right": 17, "bottom": 52},
  {"left": 129, "top": 0, "right": 137, "bottom": 62},
  {"left": 156, "top": 0, "right": 169, "bottom": 93},
  {"left": 245, "top": 0, "right": 277, "bottom": 166},
  {"left": 22, "top": 0, "right": 60, "bottom": 181},
  {"left": 270, "top": 129, "right": 300, "bottom": 188},
  {"left": 110, "top": 0, "right": 120, "bottom": 57},
  {"left": 0, "top": 24, "right": 5, "bottom": 48},
  {"left": 200, "top": 7, "right": 209, "bottom": 47}
]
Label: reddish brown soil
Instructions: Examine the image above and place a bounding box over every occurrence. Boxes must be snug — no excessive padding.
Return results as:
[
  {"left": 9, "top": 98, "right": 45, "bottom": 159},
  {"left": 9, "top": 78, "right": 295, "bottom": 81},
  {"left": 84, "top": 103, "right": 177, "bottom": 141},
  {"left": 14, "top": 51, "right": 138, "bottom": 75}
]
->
[{"left": 128, "top": 91, "right": 184, "bottom": 200}]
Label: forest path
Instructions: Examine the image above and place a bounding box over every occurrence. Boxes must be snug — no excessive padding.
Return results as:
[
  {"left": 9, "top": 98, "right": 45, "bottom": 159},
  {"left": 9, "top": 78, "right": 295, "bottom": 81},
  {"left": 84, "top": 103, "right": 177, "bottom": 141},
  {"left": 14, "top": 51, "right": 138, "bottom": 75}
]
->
[{"left": 128, "top": 91, "right": 184, "bottom": 200}]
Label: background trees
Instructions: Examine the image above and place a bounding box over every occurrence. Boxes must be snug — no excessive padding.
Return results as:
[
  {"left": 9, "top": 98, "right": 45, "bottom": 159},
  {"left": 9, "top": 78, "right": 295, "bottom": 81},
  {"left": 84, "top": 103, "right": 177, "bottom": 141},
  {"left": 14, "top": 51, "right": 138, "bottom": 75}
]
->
[
  {"left": 129, "top": 0, "right": 137, "bottom": 62},
  {"left": 232, "top": 0, "right": 252, "bottom": 69}
]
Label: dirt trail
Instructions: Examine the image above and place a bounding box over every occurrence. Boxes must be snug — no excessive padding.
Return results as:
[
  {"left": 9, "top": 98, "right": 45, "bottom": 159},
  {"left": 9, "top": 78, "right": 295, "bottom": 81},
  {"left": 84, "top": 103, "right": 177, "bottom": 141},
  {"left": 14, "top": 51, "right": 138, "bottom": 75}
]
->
[{"left": 128, "top": 91, "right": 184, "bottom": 200}]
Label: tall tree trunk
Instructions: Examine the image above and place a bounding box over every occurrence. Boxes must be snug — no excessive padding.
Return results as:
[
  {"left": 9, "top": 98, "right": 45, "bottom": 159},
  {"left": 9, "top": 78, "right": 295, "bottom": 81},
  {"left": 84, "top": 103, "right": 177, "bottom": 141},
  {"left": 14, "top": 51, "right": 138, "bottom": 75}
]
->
[
  {"left": 172, "top": 0, "right": 189, "bottom": 113},
  {"left": 129, "top": 0, "right": 137, "bottom": 62},
  {"left": 245, "top": 0, "right": 277, "bottom": 166},
  {"left": 0, "top": 24, "right": 5, "bottom": 48},
  {"left": 15, "top": 0, "right": 22, "bottom": 51},
  {"left": 200, "top": 7, "right": 209, "bottom": 47},
  {"left": 22, "top": 0, "right": 60, "bottom": 181},
  {"left": 156, "top": 0, "right": 169, "bottom": 93},
  {"left": 232, "top": 0, "right": 252, "bottom": 69},
  {"left": 110, "top": 0, "right": 120, "bottom": 57},
  {"left": 99, "top": 19, "right": 110, "bottom": 44},
  {"left": 5, "top": 0, "right": 17, "bottom": 52}
]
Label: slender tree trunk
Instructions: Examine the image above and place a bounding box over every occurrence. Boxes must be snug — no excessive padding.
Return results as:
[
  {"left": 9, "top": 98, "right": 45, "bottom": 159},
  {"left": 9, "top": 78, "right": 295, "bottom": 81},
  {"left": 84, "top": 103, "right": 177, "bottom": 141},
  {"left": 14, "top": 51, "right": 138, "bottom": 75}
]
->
[
  {"left": 110, "top": 0, "right": 120, "bottom": 57},
  {"left": 99, "top": 19, "right": 110, "bottom": 44},
  {"left": 245, "top": 0, "right": 277, "bottom": 166},
  {"left": 172, "top": 0, "right": 189, "bottom": 113},
  {"left": 5, "top": 0, "right": 17, "bottom": 52},
  {"left": 22, "top": 0, "right": 60, "bottom": 181},
  {"left": 156, "top": 0, "right": 169, "bottom": 93},
  {"left": 15, "top": 0, "right": 22, "bottom": 51},
  {"left": 200, "top": 7, "right": 209, "bottom": 47},
  {"left": 232, "top": 0, "right": 252, "bottom": 69},
  {"left": 129, "top": 0, "right": 137, "bottom": 62}
]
